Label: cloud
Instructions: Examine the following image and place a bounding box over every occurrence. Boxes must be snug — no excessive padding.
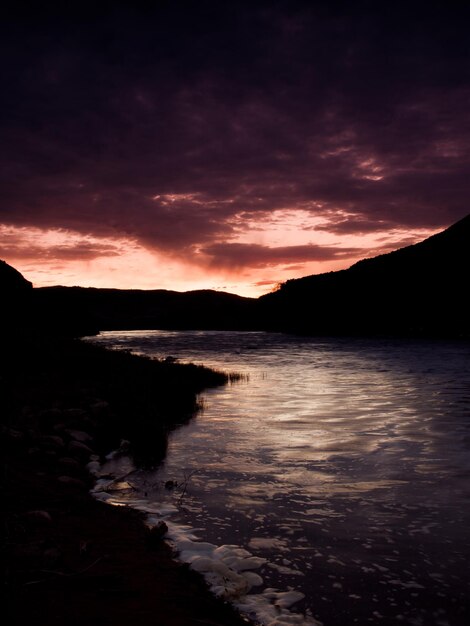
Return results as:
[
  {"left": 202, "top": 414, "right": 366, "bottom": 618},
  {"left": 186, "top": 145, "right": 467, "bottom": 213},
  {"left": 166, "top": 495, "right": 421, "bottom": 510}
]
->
[
  {"left": 201, "top": 242, "right": 361, "bottom": 269},
  {"left": 314, "top": 214, "right": 398, "bottom": 235},
  {"left": 0, "top": 2, "right": 468, "bottom": 280},
  {"left": 0, "top": 226, "right": 123, "bottom": 261}
]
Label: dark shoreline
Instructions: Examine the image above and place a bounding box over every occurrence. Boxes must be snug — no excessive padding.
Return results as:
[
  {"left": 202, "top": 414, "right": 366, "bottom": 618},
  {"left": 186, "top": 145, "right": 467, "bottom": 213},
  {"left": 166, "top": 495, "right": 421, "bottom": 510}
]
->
[{"left": 2, "top": 332, "right": 248, "bottom": 626}]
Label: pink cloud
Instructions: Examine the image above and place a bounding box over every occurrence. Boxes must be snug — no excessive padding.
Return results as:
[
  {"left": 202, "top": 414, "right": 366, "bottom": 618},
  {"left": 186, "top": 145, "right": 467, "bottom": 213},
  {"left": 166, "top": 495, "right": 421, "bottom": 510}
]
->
[
  {"left": 201, "top": 242, "right": 362, "bottom": 269},
  {"left": 1, "top": 3, "right": 468, "bottom": 294}
]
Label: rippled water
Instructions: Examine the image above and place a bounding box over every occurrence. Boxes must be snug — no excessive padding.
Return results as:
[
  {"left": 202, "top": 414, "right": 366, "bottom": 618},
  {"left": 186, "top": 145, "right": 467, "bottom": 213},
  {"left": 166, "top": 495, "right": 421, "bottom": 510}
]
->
[{"left": 91, "top": 331, "right": 470, "bottom": 626}]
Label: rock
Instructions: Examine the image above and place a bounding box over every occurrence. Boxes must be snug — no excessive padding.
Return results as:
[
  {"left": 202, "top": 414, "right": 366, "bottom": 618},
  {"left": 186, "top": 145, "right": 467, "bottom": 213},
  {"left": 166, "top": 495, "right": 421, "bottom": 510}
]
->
[
  {"left": 27, "top": 446, "right": 42, "bottom": 459},
  {"left": 118, "top": 439, "right": 131, "bottom": 452},
  {"left": 26, "top": 510, "right": 53, "bottom": 524},
  {"left": 57, "top": 475, "right": 87, "bottom": 490},
  {"left": 146, "top": 521, "right": 168, "bottom": 548},
  {"left": 11, "top": 543, "right": 43, "bottom": 563},
  {"left": 57, "top": 456, "right": 82, "bottom": 473},
  {"left": 37, "top": 408, "right": 62, "bottom": 419},
  {"left": 105, "top": 439, "right": 130, "bottom": 459},
  {"left": 52, "top": 422, "right": 67, "bottom": 434},
  {"left": 90, "top": 400, "right": 110, "bottom": 418},
  {"left": 86, "top": 460, "right": 101, "bottom": 475},
  {"left": 66, "top": 429, "right": 93, "bottom": 443},
  {"left": 36, "top": 408, "right": 62, "bottom": 428},
  {"left": 79, "top": 416, "right": 97, "bottom": 432},
  {"left": 68, "top": 440, "right": 94, "bottom": 458},
  {"left": 43, "top": 547, "right": 61, "bottom": 568},
  {"left": 40, "top": 435, "right": 65, "bottom": 451},
  {"left": 4, "top": 427, "right": 24, "bottom": 442},
  {"left": 64, "top": 408, "right": 88, "bottom": 420}
]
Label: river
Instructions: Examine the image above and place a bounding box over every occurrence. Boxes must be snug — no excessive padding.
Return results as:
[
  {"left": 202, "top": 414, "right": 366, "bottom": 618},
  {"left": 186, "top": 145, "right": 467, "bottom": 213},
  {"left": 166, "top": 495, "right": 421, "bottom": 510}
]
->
[{"left": 89, "top": 330, "right": 470, "bottom": 626}]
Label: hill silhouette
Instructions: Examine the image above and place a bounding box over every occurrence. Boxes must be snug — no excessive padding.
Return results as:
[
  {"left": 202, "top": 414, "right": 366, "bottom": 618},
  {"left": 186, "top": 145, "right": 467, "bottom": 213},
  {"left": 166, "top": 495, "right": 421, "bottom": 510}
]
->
[
  {"left": 33, "top": 286, "right": 257, "bottom": 334},
  {"left": 1, "top": 214, "right": 469, "bottom": 337},
  {"left": 0, "top": 259, "right": 32, "bottom": 292},
  {"left": 0, "top": 259, "right": 33, "bottom": 327},
  {"left": 259, "top": 213, "right": 470, "bottom": 337}
]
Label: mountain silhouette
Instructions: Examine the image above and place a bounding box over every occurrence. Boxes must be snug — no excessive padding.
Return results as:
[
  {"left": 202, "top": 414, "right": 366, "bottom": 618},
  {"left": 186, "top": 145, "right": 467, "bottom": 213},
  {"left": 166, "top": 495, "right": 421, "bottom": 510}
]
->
[
  {"left": 0, "top": 260, "right": 33, "bottom": 326},
  {"left": 0, "top": 259, "right": 32, "bottom": 292},
  {"left": 1, "top": 214, "right": 468, "bottom": 337},
  {"left": 259, "top": 214, "right": 470, "bottom": 336},
  {"left": 33, "top": 286, "right": 256, "bottom": 334}
]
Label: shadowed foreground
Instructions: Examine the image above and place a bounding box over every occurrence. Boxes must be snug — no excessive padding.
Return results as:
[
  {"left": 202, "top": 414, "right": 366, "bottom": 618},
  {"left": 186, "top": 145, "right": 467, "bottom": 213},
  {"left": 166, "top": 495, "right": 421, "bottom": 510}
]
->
[{"left": 2, "top": 333, "right": 248, "bottom": 626}]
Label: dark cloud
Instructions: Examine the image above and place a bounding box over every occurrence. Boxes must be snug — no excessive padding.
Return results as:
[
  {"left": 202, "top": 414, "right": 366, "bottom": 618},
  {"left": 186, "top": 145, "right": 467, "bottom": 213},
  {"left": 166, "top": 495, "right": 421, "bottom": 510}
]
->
[
  {"left": 0, "top": 236, "right": 121, "bottom": 261},
  {"left": 46, "top": 242, "right": 121, "bottom": 260},
  {"left": 1, "top": 1, "right": 469, "bottom": 267},
  {"left": 314, "top": 217, "right": 398, "bottom": 235},
  {"left": 201, "top": 242, "right": 361, "bottom": 269}
]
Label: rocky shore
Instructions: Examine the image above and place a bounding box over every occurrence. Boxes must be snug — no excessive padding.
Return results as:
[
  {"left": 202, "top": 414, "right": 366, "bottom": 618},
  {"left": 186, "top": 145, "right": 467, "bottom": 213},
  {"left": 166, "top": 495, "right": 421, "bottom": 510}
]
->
[{"left": 2, "top": 332, "right": 248, "bottom": 626}]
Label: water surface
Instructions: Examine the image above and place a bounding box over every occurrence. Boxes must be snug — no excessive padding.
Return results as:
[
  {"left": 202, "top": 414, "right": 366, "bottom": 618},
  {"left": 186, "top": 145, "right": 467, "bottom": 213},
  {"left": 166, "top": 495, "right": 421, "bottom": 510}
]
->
[{"left": 91, "top": 331, "right": 470, "bottom": 625}]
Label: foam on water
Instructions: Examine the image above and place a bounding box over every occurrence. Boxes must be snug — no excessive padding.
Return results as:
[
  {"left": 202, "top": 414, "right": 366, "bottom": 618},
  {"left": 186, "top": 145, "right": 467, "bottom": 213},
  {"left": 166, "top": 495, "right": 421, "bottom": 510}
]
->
[{"left": 93, "top": 477, "right": 320, "bottom": 625}]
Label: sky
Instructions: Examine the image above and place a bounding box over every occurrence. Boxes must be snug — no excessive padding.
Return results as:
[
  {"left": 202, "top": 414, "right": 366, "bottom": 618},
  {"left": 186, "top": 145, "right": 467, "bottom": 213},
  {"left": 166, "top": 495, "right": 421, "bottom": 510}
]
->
[{"left": 1, "top": 1, "right": 469, "bottom": 297}]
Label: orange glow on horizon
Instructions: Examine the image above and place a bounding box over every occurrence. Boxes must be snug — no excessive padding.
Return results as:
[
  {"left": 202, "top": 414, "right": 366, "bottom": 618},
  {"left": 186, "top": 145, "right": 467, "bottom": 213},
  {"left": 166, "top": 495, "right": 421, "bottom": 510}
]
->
[{"left": 0, "top": 221, "right": 441, "bottom": 298}]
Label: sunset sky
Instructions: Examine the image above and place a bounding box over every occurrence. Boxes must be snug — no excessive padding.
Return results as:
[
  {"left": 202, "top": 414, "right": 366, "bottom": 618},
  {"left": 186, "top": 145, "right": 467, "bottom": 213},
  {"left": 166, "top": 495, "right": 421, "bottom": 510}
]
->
[{"left": 1, "top": 1, "right": 469, "bottom": 297}]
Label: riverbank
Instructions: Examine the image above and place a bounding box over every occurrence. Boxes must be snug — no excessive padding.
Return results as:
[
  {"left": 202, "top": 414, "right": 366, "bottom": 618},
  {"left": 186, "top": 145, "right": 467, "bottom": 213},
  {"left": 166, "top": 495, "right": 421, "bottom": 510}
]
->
[{"left": 2, "top": 332, "right": 248, "bottom": 626}]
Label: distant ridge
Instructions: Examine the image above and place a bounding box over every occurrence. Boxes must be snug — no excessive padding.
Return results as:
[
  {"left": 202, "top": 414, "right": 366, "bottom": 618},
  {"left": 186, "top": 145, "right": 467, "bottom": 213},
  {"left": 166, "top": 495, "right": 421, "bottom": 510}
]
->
[
  {"left": 260, "top": 214, "right": 470, "bottom": 337},
  {"left": 33, "top": 285, "right": 256, "bottom": 334},
  {"left": 1, "top": 215, "right": 469, "bottom": 337}
]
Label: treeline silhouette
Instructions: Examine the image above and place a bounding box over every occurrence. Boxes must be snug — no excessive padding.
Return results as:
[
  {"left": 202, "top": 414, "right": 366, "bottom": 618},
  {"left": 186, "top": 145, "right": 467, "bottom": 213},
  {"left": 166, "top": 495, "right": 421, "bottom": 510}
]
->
[{"left": 1, "top": 214, "right": 469, "bottom": 338}]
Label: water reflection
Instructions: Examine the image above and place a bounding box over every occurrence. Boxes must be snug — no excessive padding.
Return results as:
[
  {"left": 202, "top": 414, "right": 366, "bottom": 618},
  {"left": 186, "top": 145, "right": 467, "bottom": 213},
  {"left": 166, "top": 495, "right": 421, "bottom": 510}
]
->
[{"left": 92, "top": 331, "right": 470, "bottom": 625}]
